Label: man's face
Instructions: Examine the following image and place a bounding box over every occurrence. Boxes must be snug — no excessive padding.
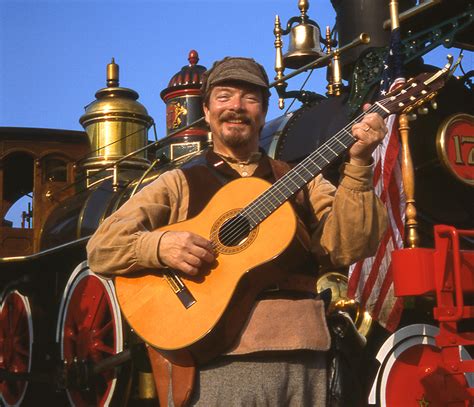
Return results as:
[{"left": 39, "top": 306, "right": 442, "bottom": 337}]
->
[{"left": 203, "top": 82, "right": 266, "bottom": 153}]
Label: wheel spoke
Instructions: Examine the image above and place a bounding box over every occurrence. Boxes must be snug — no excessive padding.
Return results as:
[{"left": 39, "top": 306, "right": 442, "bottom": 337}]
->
[
  {"left": 95, "top": 341, "right": 114, "bottom": 355},
  {"left": 90, "top": 293, "right": 107, "bottom": 330},
  {"left": 95, "top": 320, "right": 113, "bottom": 339}
]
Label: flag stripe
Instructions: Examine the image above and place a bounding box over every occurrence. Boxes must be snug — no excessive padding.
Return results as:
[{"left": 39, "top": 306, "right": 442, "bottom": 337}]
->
[
  {"left": 347, "top": 27, "right": 406, "bottom": 331},
  {"left": 360, "top": 231, "right": 390, "bottom": 305}
]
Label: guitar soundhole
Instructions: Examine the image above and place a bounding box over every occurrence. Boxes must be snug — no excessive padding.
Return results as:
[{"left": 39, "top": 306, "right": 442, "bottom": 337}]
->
[{"left": 218, "top": 215, "right": 250, "bottom": 247}]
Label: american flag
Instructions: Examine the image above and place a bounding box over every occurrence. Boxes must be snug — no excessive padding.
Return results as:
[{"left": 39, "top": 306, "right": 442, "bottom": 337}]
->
[{"left": 347, "top": 27, "right": 406, "bottom": 332}]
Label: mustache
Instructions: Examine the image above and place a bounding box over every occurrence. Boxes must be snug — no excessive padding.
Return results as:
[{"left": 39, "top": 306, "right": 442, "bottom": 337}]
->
[{"left": 219, "top": 112, "right": 251, "bottom": 124}]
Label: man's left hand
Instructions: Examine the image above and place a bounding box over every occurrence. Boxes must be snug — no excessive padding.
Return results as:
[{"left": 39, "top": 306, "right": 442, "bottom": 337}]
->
[{"left": 349, "top": 108, "right": 388, "bottom": 166}]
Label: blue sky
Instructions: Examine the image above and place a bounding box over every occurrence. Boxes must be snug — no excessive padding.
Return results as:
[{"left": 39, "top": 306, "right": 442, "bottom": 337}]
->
[
  {"left": 0, "top": 0, "right": 336, "bottom": 135},
  {"left": 1, "top": 0, "right": 470, "bottom": 134},
  {"left": 0, "top": 0, "right": 472, "bottom": 225}
]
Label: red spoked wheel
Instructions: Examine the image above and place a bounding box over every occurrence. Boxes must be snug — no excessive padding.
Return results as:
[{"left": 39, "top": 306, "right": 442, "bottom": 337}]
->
[
  {"left": 57, "top": 261, "right": 124, "bottom": 406},
  {"left": 0, "top": 290, "right": 33, "bottom": 407},
  {"left": 371, "top": 324, "right": 474, "bottom": 406}
]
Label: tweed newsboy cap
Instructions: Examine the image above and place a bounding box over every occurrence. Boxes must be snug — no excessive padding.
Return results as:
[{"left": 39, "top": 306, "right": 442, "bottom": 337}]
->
[{"left": 201, "top": 57, "right": 271, "bottom": 97}]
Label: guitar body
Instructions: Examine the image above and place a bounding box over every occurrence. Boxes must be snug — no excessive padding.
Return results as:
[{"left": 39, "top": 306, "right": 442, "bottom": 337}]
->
[{"left": 115, "top": 177, "right": 298, "bottom": 364}]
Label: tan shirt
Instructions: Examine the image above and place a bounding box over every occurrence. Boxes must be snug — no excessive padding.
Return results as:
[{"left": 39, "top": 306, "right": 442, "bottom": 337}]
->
[{"left": 87, "top": 155, "right": 387, "bottom": 354}]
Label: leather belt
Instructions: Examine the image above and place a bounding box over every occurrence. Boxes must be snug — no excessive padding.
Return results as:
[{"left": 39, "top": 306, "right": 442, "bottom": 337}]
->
[{"left": 259, "top": 274, "right": 318, "bottom": 299}]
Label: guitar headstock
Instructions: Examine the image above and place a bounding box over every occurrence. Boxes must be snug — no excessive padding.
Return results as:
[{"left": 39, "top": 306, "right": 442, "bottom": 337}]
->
[{"left": 379, "top": 55, "right": 461, "bottom": 116}]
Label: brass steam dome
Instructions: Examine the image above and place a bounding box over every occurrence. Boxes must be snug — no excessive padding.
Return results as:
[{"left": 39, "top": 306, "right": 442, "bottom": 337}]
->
[{"left": 79, "top": 58, "right": 154, "bottom": 170}]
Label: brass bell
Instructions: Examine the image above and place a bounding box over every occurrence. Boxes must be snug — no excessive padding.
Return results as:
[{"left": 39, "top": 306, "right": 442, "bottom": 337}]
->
[{"left": 283, "top": 21, "right": 326, "bottom": 69}]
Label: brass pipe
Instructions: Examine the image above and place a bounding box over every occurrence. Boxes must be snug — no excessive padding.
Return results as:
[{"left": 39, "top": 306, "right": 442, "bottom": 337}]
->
[
  {"left": 390, "top": 0, "right": 419, "bottom": 247},
  {"left": 325, "top": 26, "right": 334, "bottom": 96},
  {"left": 399, "top": 114, "right": 419, "bottom": 248},
  {"left": 389, "top": 0, "right": 400, "bottom": 30},
  {"left": 383, "top": 0, "right": 441, "bottom": 30},
  {"left": 274, "top": 15, "right": 285, "bottom": 110}
]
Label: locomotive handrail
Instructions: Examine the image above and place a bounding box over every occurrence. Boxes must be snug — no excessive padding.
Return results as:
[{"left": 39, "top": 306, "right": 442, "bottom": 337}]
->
[
  {"left": 0, "top": 236, "right": 89, "bottom": 263},
  {"left": 434, "top": 225, "right": 474, "bottom": 322}
]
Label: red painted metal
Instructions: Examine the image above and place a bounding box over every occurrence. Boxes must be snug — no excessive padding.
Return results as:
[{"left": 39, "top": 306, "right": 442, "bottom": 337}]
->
[
  {"left": 391, "top": 225, "right": 474, "bottom": 405},
  {"left": 386, "top": 344, "right": 470, "bottom": 407},
  {"left": 386, "top": 343, "right": 460, "bottom": 407},
  {"left": 392, "top": 247, "right": 436, "bottom": 296},
  {"left": 0, "top": 291, "right": 31, "bottom": 406},
  {"left": 61, "top": 274, "right": 118, "bottom": 406}
]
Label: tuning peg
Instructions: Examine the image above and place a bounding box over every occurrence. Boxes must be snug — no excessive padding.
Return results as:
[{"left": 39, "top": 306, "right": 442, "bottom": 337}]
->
[
  {"left": 408, "top": 113, "right": 418, "bottom": 121},
  {"left": 430, "top": 100, "right": 438, "bottom": 110},
  {"left": 417, "top": 107, "right": 429, "bottom": 115}
]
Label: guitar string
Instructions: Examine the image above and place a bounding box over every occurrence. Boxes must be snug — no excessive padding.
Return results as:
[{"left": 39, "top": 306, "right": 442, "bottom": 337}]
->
[
  {"left": 208, "top": 100, "right": 390, "bottom": 249},
  {"left": 208, "top": 96, "right": 395, "bottom": 249}
]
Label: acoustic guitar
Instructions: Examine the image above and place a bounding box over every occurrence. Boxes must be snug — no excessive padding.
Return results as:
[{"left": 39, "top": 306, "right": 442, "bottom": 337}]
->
[{"left": 115, "top": 63, "right": 454, "bottom": 364}]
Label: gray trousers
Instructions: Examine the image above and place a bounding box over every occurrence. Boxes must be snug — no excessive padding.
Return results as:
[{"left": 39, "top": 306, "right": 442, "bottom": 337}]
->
[{"left": 183, "top": 351, "right": 327, "bottom": 407}]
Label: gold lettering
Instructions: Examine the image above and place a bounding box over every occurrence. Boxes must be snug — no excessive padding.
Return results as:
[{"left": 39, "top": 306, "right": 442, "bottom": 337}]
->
[
  {"left": 453, "top": 135, "right": 463, "bottom": 164},
  {"left": 463, "top": 136, "right": 474, "bottom": 165},
  {"left": 452, "top": 135, "right": 474, "bottom": 166}
]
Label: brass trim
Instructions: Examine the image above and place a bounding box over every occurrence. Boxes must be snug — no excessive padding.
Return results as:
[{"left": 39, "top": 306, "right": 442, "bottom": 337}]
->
[
  {"left": 436, "top": 113, "right": 474, "bottom": 186},
  {"left": 316, "top": 271, "right": 373, "bottom": 338},
  {"left": 383, "top": 0, "right": 441, "bottom": 30},
  {"left": 389, "top": 0, "right": 400, "bottom": 30},
  {"left": 137, "top": 372, "right": 156, "bottom": 399}
]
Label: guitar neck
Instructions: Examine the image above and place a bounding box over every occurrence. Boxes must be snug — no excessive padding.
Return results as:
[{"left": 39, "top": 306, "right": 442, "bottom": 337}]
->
[{"left": 243, "top": 102, "right": 390, "bottom": 228}]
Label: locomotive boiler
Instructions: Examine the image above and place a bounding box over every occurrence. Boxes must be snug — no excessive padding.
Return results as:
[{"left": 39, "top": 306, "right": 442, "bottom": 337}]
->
[{"left": 1, "top": 0, "right": 473, "bottom": 406}]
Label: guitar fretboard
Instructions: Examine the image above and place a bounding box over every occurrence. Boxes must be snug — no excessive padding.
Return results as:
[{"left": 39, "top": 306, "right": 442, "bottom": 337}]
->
[{"left": 241, "top": 102, "right": 389, "bottom": 228}]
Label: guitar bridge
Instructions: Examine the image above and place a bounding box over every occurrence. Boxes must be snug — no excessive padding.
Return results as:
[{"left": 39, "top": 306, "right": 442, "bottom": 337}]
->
[{"left": 164, "top": 270, "right": 196, "bottom": 309}]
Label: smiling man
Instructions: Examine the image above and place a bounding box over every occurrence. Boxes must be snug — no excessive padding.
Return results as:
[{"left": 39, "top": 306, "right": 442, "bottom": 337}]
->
[{"left": 87, "top": 56, "right": 388, "bottom": 406}]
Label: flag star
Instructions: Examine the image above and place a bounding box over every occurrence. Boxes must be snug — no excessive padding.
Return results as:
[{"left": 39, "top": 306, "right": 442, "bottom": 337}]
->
[
  {"left": 384, "top": 64, "right": 389, "bottom": 69},
  {"left": 389, "top": 50, "right": 393, "bottom": 56},
  {"left": 381, "top": 90, "right": 387, "bottom": 95}
]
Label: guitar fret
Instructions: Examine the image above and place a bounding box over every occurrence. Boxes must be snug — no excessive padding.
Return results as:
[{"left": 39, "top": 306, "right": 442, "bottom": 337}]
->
[
  {"left": 298, "top": 165, "right": 314, "bottom": 179},
  {"left": 326, "top": 144, "right": 338, "bottom": 155},
  {"left": 291, "top": 168, "right": 305, "bottom": 181},
  {"left": 315, "top": 151, "right": 330, "bottom": 164},
  {"left": 285, "top": 175, "right": 300, "bottom": 190}
]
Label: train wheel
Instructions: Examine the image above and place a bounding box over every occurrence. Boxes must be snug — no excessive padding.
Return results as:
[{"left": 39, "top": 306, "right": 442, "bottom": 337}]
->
[
  {"left": 369, "top": 324, "right": 474, "bottom": 406},
  {"left": 0, "top": 290, "right": 33, "bottom": 407},
  {"left": 57, "top": 261, "right": 126, "bottom": 406}
]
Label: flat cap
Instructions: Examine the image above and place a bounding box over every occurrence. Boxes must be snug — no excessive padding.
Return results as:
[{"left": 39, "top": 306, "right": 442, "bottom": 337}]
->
[{"left": 201, "top": 57, "right": 270, "bottom": 97}]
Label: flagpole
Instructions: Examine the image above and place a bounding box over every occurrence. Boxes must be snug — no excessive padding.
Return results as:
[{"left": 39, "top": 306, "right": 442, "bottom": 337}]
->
[{"left": 390, "top": 0, "right": 420, "bottom": 248}]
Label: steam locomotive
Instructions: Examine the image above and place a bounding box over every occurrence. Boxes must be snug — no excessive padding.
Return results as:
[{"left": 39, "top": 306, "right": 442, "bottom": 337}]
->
[{"left": 1, "top": 0, "right": 473, "bottom": 406}]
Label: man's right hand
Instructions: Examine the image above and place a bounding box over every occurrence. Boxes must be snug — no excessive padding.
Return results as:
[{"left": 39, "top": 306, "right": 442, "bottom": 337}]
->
[{"left": 158, "top": 231, "right": 215, "bottom": 275}]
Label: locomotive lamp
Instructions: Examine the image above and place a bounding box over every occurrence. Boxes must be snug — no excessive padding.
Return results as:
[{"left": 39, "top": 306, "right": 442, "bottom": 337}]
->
[{"left": 79, "top": 58, "right": 154, "bottom": 172}]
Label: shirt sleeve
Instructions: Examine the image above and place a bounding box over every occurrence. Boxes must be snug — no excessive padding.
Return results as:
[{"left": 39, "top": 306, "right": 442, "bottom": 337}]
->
[
  {"left": 86, "top": 169, "right": 188, "bottom": 276},
  {"left": 307, "top": 162, "right": 388, "bottom": 268}
]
